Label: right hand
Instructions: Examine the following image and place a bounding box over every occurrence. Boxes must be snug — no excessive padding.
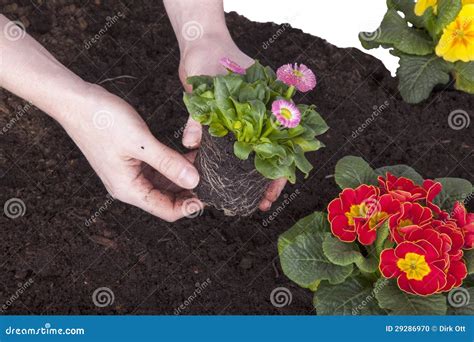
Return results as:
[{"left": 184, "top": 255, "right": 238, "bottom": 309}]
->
[{"left": 59, "top": 84, "right": 203, "bottom": 222}]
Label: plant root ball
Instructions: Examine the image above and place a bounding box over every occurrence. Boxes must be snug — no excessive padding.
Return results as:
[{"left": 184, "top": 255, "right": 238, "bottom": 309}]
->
[{"left": 194, "top": 130, "right": 271, "bottom": 217}]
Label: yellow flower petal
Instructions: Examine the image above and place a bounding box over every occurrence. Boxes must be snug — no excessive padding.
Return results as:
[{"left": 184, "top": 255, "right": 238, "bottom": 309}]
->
[
  {"left": 415, "top": 0, "right": 438, "bottom": 16},
  {"left": 436, "top": 4, "right": 474, "bottom": 62}
]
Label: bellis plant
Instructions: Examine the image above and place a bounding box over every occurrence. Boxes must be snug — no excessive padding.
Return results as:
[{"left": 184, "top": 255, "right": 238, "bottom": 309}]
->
[
  {"left": 359, "top": 0, "right": 474, "bottom": 103},
  {"left": 278, "top": 156, "right": 474, "bottom": 315},
  {"left": 183, "top": 58, "right": 327, "bottom": 184}
]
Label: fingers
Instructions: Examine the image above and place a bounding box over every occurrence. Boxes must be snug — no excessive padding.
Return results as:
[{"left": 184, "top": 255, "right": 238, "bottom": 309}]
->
[
  {"left": 259, "top": 178, "right": 287, "bottom": 212},
  {"left": 139, "top": 135, "right": 199, "bottom": 190},
  {"left": 123, "top": 176, "right": 204, "bottom": 222},
  {"left": 182, "top": 116, "right": 202, "bottom": 149}
]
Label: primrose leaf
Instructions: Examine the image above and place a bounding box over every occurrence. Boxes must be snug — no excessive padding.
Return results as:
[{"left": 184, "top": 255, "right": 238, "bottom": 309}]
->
[
  {"left": 280, "top": 232, "right": 354, "bottom": 289},
  {"left": 233, "top": 141, "right": 253, "bottom": 160},
  {"left": 432, "top": 178, "right": 473, "bottom": 211},
  {"left": 397, "top": 54, "right": 452, "bottom": 104},
  {"left": 359, "top": 9, "right": 434, "bottom": 55},
  {"left": 334, "top": 156, "right": 378, "bottom": 189},
  {"left": 375, "top": 279, "right": 447, "bottom": 315},
  {"left": 313, "top": 276, "right": 386, "bottom": 315},
  {"left": 322, "top": 235, "right": 363, "bottom": 266},
  {"left": 278, "top": 212, "right": 329, "bottom": 254},
  {"left": 454, "top": 62, "right": 474, "bottom": 94},
  {"left": 386, "top": 0, "right": 433, "bottom": 29},
  {"left": 434, "top": 0, "right": 462, "bottom": 36},
  {"left": 374, "top": 165, "right": 424, "bottom": 185},
  {"left": 465, "top": 250, "right": 474, "bottom": 275}
]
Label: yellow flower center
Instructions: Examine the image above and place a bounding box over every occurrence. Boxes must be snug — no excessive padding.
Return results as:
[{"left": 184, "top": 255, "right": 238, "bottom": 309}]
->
[
  {"left": 280, "top": 108, "right": 293, "bottom": 120},
  {"left": 399, "top": 219, "right": 414, "bottom": 228},
  {"left": 368, "top": 211, "right": 388, "bottom": 230},
  {"left": 397, "top": 252, "right": 431, "bottom": 281},
  {"left": 345, "top": 203, "right": 368, "bottom": 226},
  {"left": 292, "top": 69, "right": 303, "bottom": 77}
]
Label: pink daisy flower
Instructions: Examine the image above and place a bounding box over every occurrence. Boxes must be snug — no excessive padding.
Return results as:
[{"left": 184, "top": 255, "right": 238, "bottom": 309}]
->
[
  {"left": 276, "top": 63, "right": 316, "bottom": 92},
  {"left": 271, "top": 99, "right": 301, "bottom": 128},
  {"left": 219, "top": 57, "right": 246, "bottom": 75}
]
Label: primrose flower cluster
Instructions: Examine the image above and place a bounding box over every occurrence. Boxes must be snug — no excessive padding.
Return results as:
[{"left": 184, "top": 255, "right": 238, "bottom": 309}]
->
[
  {"left": 183, "top": 57, "right": 328, "bottom": 183},
  {"left": 328, "top": 173, "right": 473, "bottom": 296},
  {"left": 360, "top": 0, "right": 474, "bottom": 103}
]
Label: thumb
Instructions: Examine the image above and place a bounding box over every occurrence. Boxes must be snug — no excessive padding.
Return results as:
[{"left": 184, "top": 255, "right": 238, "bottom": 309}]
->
[
  {"left": 141, "top": 135, "right": 200, "bottom": 190},
  {"left": 183, "top": 116, "right": 202, "bottom": 149}
]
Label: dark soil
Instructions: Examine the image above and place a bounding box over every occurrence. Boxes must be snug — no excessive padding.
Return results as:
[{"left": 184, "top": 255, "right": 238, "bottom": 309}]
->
[
  {"left": 1, "top": 0, "right": 473, "bottom": 315},
  {"left": 195, "top": 129, "right": 270, "bottom": 217}
]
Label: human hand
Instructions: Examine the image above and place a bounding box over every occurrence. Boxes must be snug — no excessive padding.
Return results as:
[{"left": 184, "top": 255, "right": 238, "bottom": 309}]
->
[
  {"left": 58, "top": 84, "right": 203, "bottom": 222},
  {"left": 178, "top": 38, "right": 287, "bottom": 212}
]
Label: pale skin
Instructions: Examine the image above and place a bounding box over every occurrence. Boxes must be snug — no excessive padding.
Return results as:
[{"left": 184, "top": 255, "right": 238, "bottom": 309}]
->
[{"left": 0, "top": 0, "right": 286, "bottom": 222}]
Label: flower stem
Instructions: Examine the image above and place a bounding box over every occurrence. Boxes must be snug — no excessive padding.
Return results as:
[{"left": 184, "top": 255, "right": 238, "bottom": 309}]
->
[{"left": 285, "top": 85, "right": 295, "bottom": 99}]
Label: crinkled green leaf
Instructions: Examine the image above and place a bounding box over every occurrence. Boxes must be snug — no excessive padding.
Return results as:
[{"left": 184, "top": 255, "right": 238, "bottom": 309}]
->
[
  {"left": 322, "top": 235, "right": 363, "bottom": 266},
  {"left": 278, "top": 212, "right": 329, "bottom": 254},
  {"left": 375, "top": 279, "right": 447, "bottom": 315},
  {"left": 432, "top": 178, "right": 473, "bottom": 211},
  {"left": 375, "top": 164, "right": 424, "bottom": 185},
  {"left": 434, "top": 0, "right": 462, "bottom": 36},
  {"left": 280, "top": 232, "right": 353, "bottom": 289},
  {"left": 454, "top": 62, "right": 474, "bottom": 94},
  {"left": 465, "top": 250, "right": 474, "bottom": 275},
  {"left": 233, "top": 141, "right": 253, "bottom": 160},
  {"left": 313, "top": 276, "right": 386, "bottom": 315},
  {"left": 335, "top": 156, "right": 378, "bottom": 189},
  {"left": 397, "top": 54, "right": 452, "bottom": 104}
]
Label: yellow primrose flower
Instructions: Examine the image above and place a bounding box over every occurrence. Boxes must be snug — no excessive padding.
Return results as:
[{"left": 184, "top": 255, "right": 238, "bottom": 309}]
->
[
  {"left": 436, "top": 4, "right": 474, "bottom": 62},
  {"left": 415, "top": 0, "right": 474, "bottom": 16}
]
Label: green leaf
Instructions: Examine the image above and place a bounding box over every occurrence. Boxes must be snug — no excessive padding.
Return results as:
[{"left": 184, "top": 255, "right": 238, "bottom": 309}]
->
[
  {"left": 432, "top": 178, "right": 473, "bottom": 211},
  {"left": 375, "top": 221, "right": 390, "bottom": 254},
  {"left": 293, "top": 138, "right": 323, "bottom": 152},
  {"left": 294, "top": 149, "right": 313, "bottom": 176},
  {"left": 213, "top": 75, "right": 243, "bottom": 101},
  {"left": 322, "top": 235, "right": 363, "bottom": 266},
  {"left": 434, "top": 0, "right": 462, "bottom": 36},
  {"left": 254, "top": 143, "right": 286, "bottom": 159},
  {"left": 255, "top": 155, "right": 294, "bottom": 181},
  {"left": 386, "top": 0, "right": 433, "bottom": 29},
  {"left": 464, "top": 250, "right": 474, "bottom": 275},
  {"left": 397, "top": 54, "right": 452, "bottom": 104},
  {"left": 374, "top": 164, "right": 424, "bottom": 185},
  {"left": 233, "top": 141, "right": 253, "bottom": 160},
  {"left": 359, "top": 10, "right": 434, "bottom": 55},
  {"left": 208, "top": 123, "right": 228, "bottom": 137},
  {"left": 375, "top": 279, "right": 447, "bottom": 315},
  {"left": 313, "top": 276, "right": 385, "bottom": 315},
  {"left": 280, "top": 233, "right": 354, "bottom": 289},
  {"left": 278, "top": 212, "right": 329, "bottom": 254},
  {"left": 355, "top": 256, "right": 379, "bottom": 274},
  {"left": 245, "top": 60, "right": 267, "bottom": 83},
  {"left": 334, "top": 156, "right": 377, "bottom": 189},
  {"left": 454, "top": 62, "right": 474, "bottom": 94},
  {"left": 185, "top": 75, "right": 213, "bottom": 89},
  {"left": 447, "top": 287, "right": 474, "bottom": 315}
]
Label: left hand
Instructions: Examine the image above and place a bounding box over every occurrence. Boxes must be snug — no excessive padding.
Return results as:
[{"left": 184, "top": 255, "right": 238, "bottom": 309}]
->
[{"left": 178, "top": 37, "right": 287, "bottom": 211}]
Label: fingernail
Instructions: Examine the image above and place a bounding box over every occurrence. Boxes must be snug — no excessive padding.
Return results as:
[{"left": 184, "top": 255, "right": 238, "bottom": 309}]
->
[
  {"left": 177, "top": 166, "right": 199, "bottom": 189},
  {"left": 183, "top": 128, "right": 200, "bottom": 147}
]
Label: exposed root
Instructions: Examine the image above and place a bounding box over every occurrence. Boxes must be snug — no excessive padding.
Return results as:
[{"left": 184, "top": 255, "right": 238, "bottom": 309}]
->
[
  {"left": 196, "top": 131, "right": 270, "bottom": 217},
  {"left": 98, "top": 75, "right": 137, "bottom": 84}
]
